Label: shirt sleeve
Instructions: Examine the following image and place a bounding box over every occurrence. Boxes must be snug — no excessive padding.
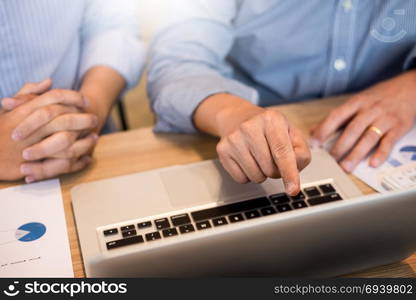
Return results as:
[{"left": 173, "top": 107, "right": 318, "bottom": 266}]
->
[
  {"left": 79, "top": 0, "right": 147, "bottom": 89},
  {"left": 148, "top": 0, "right": 259, "bottom": 134},
  {"left": 404, "top": 45, "right": 416, "bottom": 70}
]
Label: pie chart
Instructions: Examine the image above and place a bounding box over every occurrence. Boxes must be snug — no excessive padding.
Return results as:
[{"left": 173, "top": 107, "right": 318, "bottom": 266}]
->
[
  {"left": 400, "top": 146, "right": 416, "bottom": 161},
  {"left": 15, "top": 222, "right": 46, "bottom": 242}
]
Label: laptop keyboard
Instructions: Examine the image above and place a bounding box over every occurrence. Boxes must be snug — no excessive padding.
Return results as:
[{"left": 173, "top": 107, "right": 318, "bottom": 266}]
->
[{"left": 103, "top": 183, "right": 343, "bottom": 250}]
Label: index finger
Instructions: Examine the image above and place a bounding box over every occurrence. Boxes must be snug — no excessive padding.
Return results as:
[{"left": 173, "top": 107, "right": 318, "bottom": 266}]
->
[
  {"left": 311, "top": 98, "right": 362, "bottom": 144},
  {"left": 16, "top": 78, "right": 52, "bottom": 97},
  {"left": 17, "top": 89, "right": 88, "bottom": 116},
  {"left": 2, "top": 79, "right": 54, "bottom": 111},
  {"left": 265, "top": 118, "right": 300, "bottom": 196},
  {"left": 290, "top": 126, "right": 312, "bottom": 171},
  {"left": 11, "top": 104, "right": 79, "bottom": 141},
  {"left": 2, "top": 94, "right": 37, "bottom": 111}
]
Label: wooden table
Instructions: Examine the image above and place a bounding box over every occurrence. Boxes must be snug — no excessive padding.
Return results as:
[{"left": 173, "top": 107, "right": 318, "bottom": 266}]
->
[{"left": 1, "top": 96, "right": 415, "bottom": 278}]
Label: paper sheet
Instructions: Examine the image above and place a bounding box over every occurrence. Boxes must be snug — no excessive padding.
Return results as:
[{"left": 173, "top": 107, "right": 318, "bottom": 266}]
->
[
  {"left": 315, "top": 127, "right": 416, "bottom": 193},
  {"left": 353, "top": 127, "right": 416, "bottom": 192},
  {"left": 0, "top": 179, "right": 74, "bottom": 278}
]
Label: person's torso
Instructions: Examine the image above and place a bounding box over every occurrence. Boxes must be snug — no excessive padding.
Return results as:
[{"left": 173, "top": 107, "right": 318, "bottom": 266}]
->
[
  {"left": 229, "top": 0, "right": 416, "bottom": 105},
  {"left": 0, "top": 0, "right": 85, "bottom": 97}
]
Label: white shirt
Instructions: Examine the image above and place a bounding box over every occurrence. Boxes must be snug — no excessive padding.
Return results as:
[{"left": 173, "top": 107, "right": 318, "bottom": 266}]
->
[{"left": 0, "top": 0, "right": 146, "bottom": 98}]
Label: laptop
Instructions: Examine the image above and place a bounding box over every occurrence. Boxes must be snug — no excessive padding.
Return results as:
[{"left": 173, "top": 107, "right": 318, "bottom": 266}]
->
[{"left": 71, "top": 149, "right": 416, "bottom": 277}]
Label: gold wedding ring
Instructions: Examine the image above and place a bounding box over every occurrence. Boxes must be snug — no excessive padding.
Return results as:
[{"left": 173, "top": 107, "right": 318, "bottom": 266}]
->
[{"left": 369, "top": 125, "right": 383, "bottom": 137}]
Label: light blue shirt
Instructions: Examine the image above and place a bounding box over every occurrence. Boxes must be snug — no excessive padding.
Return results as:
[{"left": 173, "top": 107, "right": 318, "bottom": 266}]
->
[
  {"left": 0, "top": 0, "right": 146, "bottom": 98},
  {"left": 148, "top": 0, "right": 416, "bottom": 133}
]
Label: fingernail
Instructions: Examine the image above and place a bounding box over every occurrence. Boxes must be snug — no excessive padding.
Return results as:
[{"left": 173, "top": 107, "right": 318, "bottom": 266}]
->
[
  {"left": 22, "top": 149, "right": 32, "bottom": 160},
  {"left": 1, "top": 98, "right": 15, "bottom": 110},
  {"left": 92, "top": 115, "right": 99, "bottom": 126},
  {"left": 39, "top": 78, "right": 51, "bottom": 85},
  {"left": 341, "top": 161, "right": 352, "bottom": 173},
  {"left": 309, "top": 138, "right": 321, "bottom": 148},
  {"left": 370, "top": 158, "right": 380, "bottom": 168},
  {"left": 83, "top": 96, "right": 90, "bottom": 107},
  {"left": 20, "top": 165, "right": 32, "bottom": 175},
  {"left": 330, "top": 149, "right": 340, "bottom": 160},
  {"left": 84, "top": 156, "right": 93, "bottom": 164},
  {"left": 285, "top": 182, "right": 297, "bottom": 195},
  {"left": 25, "top": 176, "right": 35, "bottom": 184},
  {"left": 11, "top": 130, "right": 23, "bottom": 141}
]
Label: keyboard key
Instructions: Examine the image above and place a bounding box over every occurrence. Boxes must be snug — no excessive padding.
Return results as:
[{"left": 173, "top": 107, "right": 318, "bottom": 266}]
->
[
  {"left": 103, "top": 228, "right": 118, "bottom": 236},
  {"left": 212, "top": 217, "right": 228, "bottom": 227},
  {"left": 106, "top": 235, "right": 144, "bottom": 250},
  {"left": 191, "top": 197, "right": 270, "bottom": 222},
  {"left": 120, "top": 225, "right": 135, "bottom": 231},
  {"left": 319, "top": 183, "right": 336, "bottom": 194},
  {"left": 154, "top": 218, "right": 170, "bottom": 230},
  {"left": 122, "top": 229, "right": 137, "bottom": 238},
  {"left": 303, "top": 186, "right": 321, "bottom": 197},
  {"left": 292, "top": 201, "right": 308, "bottom": 209},
  {"left": 145, "top": 231, "right": 161, "bottom": 241},
  {"left": 276, "top": 204, "right": 292, "bottom": 213},
  {"left": 229, "top": 213, "right": 244, "bottom": 223},
  {"left": 269, "top": 193, "right": 290, "bottom": 205},
  {"left": 196, "top": 220, "right": 212, "bottom": 230},
  {"left": 179, "top": 224, "right": 195, "bottom": 234},
  {"left": 137, "top": 221, "right": 152, "bottom": 229},
  {"left": 260, "top": 206, "right": 276, "bottom": 216},
  {"left": 162, "top": 228, "right": 178, "bottom": 238},
  {"left": 308, "top": 193, "right": 343, "bottom": 206},
  {"left": 245, "top": 210, "right": 260, "bottom": 219},
  {"left": 171, "top": 213, "right": 191, "bottom": 227},
  {"left": 291, "top": 192, "right": 305, "bottom": 201}
]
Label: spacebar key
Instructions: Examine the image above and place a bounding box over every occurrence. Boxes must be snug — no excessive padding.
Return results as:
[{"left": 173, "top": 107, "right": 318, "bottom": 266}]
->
[
  {"left": 106, "top": 235, "right": 144, "bottom": 250},
  {"left": 308, "top": 193, "right": 343, "bottom": 206},
  {"left": 191, "top": 197, "right": 270, "bottom": 222}
]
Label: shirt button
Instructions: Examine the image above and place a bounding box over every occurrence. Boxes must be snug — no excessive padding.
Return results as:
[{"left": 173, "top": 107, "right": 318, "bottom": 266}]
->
[
  {"left": 334, "top": 59, "right": 347, "bottom": 71},
  {"left": 343, "top": 0, "right": 353, "bottom": 12}
]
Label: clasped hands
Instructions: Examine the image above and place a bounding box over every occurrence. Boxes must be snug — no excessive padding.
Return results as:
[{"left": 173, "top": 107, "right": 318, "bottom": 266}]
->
[{"left": 0, "top": 79, "right": 99, "bottom": 182}]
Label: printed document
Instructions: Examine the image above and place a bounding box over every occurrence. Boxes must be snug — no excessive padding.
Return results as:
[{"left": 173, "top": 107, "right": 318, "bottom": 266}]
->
[{"left": 0, "top": 179, "right": 73, "bottom": 277}]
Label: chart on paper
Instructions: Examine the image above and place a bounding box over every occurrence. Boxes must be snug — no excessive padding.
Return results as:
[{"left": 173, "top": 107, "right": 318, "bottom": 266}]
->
[
  {"left": 0, "top": 180, "right": 73, "bottom": 277},
  {"left": 313, "top": 126, "right": 416, "bottom": 192},
  {"left": 15, "top": 222, "right": 47, "bottom": 242},
  {"left": 353, "top": 127, "right": 416, "bottom": 192}
]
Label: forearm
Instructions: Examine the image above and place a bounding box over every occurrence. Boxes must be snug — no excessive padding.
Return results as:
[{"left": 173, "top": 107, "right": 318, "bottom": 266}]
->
[
  {"left": 79, "top": 66, "right": 126, "bottom": 131},
  {"left": 193, "top": 93, "right": 265, "bottom": 137}
]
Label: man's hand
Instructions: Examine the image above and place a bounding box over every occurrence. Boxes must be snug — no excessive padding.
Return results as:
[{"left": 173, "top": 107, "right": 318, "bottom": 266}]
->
[
  {"left": 0, "top": 81, "right": 98, "bottom": 182},
  {"left": 1, "top": 78, "right": 53, "bottom": 110},
  {"left": 194, "top": 94, "right": 311, "bottom": 195},
  {"left": 1, "top": 66, "right": 125, "bottom": 183},
  {"left": 0, "top": 94, "right": 39, "bottom": 181},
  {"left": 311, "top": 70, "right": 416, "bottom": 172},
  {"left": 9, "top": 88, "right": 96, "bottom": 141},
  {"left": 15, "top": 89, "right": 98, "bottom": 183},
  {"left": 0, "top": 105, "right": 96, "bottom": 182}
]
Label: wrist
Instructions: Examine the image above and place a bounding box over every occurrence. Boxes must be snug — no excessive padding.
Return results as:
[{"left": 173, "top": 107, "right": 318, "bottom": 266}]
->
[
  {"left": 193, "top": 93, "right": 264, "bottom": 137},
  {"left": 79, "top": 66, "right": 126, "bottom": 132},
  {"left": 215, "top": 97, "right": 264, "bottom": 137},
  {"left": 80, "top": 89, "right": 113, "bottom": 132}
]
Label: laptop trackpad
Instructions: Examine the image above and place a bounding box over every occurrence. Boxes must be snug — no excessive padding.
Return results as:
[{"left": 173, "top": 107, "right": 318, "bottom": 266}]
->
[{"left": 160, "top": 160, "right": 266, "bottom": 209}]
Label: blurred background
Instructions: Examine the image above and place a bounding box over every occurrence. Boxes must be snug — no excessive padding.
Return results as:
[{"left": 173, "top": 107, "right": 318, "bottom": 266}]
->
[{"left": 112, "top": 0, "right": 168, "bottom": 130}]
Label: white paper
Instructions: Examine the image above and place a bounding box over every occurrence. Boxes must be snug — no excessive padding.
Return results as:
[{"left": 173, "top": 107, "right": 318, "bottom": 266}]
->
[
  {"left": 0, "top": 179, "right": 74, "bottom": 277},
  {"left": 353, "top": 127, "right": 416, "bottom": 192},
  {"left": 311, "top": 126, "right": 416, "bottom": 193}
]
